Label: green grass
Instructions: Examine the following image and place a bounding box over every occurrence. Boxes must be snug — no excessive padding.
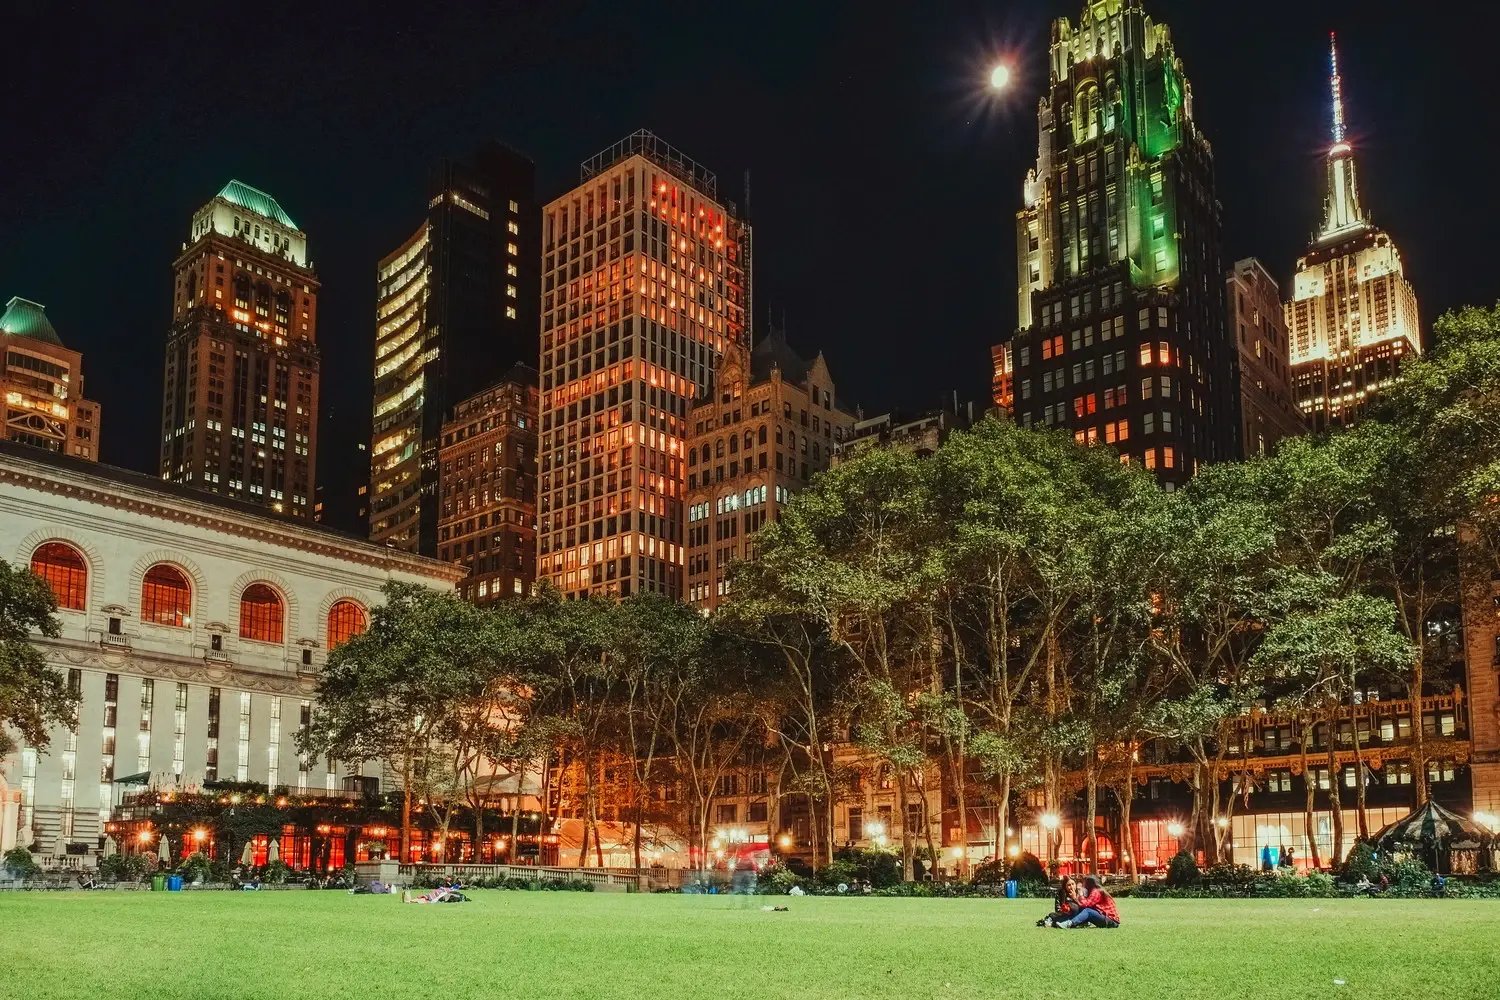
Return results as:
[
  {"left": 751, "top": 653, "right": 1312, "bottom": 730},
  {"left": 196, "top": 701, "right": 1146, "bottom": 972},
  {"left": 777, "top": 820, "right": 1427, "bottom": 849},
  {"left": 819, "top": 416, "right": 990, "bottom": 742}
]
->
[{"left": 1, "top": 891, "right": 1495, "bottom": 999}]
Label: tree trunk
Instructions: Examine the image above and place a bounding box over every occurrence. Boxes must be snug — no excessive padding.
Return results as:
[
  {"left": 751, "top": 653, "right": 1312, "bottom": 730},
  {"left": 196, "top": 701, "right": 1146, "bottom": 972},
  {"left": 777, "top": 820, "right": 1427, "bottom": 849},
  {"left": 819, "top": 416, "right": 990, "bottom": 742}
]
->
[
  {"left": 633, "top": 794, "right": 644, "bottom": 871},
  {"left": 400, "top": 754, "right": 413, "bottom": 864},
  {"left": 1121, "top": 753, "right": 1137, "bottom": 879},
  {"left": 1351, "top": 704, "right": 1370, "bottom": 841},
  {"left": 1085, "top": 756, "right": 1099, "bottom": 876},
  {"left": 577, "top": 820, "right": 590, "bottom": 867},
  {"left": 1410, "top": 656, "right": 1428, "bottom": 805},
  {"left": 897, "top": 771, "right": 915, "bottom": 881},
  {"left": 1325, "top": 720, "right": 1345, "bottom": 867},
  {"left": 510, "top": 794, "right": 520, "bottom": 866},
  {"left": 1300, "top": 719, "right": 1323, "bottom": 870},
  {"left": 997, "top": 772, "right": 1012, "bottom": 862}
]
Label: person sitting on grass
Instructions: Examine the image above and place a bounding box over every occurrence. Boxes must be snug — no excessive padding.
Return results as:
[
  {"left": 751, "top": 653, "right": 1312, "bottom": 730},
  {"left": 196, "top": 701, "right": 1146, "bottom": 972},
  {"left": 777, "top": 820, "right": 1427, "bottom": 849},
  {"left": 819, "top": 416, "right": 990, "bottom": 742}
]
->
[
  {"left": 1055, "top": 876, "right": 1120, "bottom": 929},
  {"left": 1038, "top": 875, "right": 1082, "bottom": 928}
]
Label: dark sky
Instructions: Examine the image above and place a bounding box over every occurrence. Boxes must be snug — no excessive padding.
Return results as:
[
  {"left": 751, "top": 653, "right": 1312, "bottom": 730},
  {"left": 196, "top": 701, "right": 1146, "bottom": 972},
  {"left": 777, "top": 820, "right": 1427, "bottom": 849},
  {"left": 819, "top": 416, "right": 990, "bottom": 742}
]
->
[{"left": 5, "top": 0, "right": 1497, "bottom": 526}]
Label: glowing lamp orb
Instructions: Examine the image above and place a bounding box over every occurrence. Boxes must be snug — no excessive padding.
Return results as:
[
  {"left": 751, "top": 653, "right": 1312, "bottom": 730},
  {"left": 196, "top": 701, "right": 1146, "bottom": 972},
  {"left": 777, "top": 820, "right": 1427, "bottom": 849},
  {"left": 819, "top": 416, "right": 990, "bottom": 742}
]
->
[{"left": 989, "top": 64, "right": 1012, "bottom": 91}]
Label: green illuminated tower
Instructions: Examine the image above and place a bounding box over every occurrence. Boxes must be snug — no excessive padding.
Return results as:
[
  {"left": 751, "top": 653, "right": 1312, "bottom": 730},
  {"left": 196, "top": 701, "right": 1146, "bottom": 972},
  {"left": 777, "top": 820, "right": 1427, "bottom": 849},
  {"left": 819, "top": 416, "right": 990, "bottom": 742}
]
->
[{"left": 994, "top": 0, "right": 1236, "bottom": 485}]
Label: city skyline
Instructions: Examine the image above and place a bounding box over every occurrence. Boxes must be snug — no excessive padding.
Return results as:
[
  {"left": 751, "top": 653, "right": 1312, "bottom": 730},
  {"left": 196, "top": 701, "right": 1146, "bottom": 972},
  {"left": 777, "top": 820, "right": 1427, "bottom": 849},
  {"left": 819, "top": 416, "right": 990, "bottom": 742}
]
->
[{"left": 2, "top": 1, "right": 1488, "bottom": 519}]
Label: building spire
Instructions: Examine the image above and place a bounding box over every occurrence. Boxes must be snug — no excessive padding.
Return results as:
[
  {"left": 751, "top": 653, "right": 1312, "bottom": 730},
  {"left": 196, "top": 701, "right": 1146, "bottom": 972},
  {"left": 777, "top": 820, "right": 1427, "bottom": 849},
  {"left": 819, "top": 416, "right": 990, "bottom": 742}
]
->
[
  {"left": 1329, "top": 31, "right": 1346, "bottom": 147},
  {"left": 1319, "top": 30, "right": 1366, "bottom": 240}
]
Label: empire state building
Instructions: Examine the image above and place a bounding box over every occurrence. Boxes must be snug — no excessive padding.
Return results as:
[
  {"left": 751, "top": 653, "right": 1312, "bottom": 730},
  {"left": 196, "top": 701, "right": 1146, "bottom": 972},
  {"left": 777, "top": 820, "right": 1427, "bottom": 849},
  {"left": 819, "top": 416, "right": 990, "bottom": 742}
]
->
[{"left": 1286, "top": 34, "right": 1421, "bottom": 430}]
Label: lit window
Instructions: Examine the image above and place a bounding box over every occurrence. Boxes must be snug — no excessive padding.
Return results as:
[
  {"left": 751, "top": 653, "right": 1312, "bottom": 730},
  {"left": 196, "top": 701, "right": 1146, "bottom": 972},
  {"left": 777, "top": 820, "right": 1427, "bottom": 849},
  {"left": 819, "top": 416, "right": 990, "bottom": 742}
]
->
[
  {"left": 239, "top": 584, "right": 285, "bottom": 643},
  {"left": 31, "top": 542, "right": 87, "bottom": 610},
  {"left": 506, "top": 243, "right": 518, "bottom": 256},
  {"left": 141, "top": 564, "right": 191, "bottom": 628},
  {"left": 326, "top": 600, "right": 367, "bottom": 649}
]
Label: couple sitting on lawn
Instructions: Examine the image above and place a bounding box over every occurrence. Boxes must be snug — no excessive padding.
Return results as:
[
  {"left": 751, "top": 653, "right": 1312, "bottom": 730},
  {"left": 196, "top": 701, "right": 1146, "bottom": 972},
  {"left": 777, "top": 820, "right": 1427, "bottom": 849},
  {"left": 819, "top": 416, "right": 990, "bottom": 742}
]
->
[{"left": 1037, "top": 875, "right": 1120, "bottom": 929}]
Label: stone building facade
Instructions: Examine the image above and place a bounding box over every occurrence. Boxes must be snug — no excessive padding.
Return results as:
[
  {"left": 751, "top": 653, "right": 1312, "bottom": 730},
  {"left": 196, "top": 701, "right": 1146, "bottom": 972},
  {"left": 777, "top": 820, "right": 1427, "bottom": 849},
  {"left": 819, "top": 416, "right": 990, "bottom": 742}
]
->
[{"left": 0, "top": 442, "right": 463, "bottom": 862}]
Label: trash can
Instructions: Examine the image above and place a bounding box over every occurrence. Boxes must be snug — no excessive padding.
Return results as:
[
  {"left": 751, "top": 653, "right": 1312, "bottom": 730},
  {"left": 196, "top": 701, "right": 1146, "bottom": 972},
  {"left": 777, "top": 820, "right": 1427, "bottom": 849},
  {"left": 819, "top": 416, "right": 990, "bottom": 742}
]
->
[
  {"left": 152, "top": 874, "right": 166, "bottom": 892},
  {"left": 1004, "top": 879, "right": 1018, "bottom": 899},
  {"left": 167, "top": 875, "right": 184, "bottom": 892}
]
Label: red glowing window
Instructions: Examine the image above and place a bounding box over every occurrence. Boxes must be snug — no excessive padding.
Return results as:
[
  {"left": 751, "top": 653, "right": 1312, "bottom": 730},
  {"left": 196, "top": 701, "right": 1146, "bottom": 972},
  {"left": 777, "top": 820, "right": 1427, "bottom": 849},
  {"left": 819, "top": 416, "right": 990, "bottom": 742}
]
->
[
  {"left": 141, "top": 564, "right": 191, "bottom": 628},
  {"left": 326, "top": 600, "right": 367, "bottom": 649},
  {"left": 30, "top": 542, "right": 87, "bottom": 610},
  {"left": 239, "top": 584, "right": 285, "bottom": 644}
]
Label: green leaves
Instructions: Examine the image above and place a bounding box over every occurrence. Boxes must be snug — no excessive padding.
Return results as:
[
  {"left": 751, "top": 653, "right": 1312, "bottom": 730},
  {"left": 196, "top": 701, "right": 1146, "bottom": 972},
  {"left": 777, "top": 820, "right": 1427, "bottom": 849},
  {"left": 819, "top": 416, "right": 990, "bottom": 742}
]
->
[{"left": 0, "top": 558, "right": 73, "bottom": 758}]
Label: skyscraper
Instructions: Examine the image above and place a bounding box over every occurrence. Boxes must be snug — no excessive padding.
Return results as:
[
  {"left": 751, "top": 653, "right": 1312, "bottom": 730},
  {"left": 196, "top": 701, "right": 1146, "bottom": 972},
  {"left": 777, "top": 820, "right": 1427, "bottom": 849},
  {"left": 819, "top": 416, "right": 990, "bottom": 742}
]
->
[
  {"left": 438, "top": 364, "right": 539, "bottom": 605},
  {"left": 370, "top": 144, "right": 539, "bottom": 555},
  {"left": 1, "top": 297, "right": 101, "bottom": 460},
  {"left": 160, "top": 181, "right": 318, "bottom": 517},
  {"left": 994, "top": 0, "right": 1235, "bottom": 487},
  {"left": 538, "top": 131, "right": 748, "bottom": 598},
  {"left": 1227, "top": 259, "right": 1303, "bottom": 456},
  {"left": 1286, "top": 35, "right": 1421, "bottom": 431}
]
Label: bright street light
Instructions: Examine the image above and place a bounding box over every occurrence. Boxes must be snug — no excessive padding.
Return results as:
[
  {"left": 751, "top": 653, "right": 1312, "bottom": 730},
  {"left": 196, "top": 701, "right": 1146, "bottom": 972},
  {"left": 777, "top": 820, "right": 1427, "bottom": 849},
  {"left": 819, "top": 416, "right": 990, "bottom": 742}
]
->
[
  {"left": 989, "top": 63, "right": 1013, "bottom": 91},
  {"left": 1039, "top": 813, "right": 1060, "bottom": 831},
  {"left": 1166, "top": 821, "right": 1185, "bottom": 838}
]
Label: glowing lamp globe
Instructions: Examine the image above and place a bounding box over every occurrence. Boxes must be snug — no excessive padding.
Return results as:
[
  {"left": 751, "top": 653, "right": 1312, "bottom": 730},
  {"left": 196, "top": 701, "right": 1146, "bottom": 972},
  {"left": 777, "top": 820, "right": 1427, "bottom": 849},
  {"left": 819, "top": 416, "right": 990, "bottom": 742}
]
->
[{"left": 989, "top": 64, "right": 1012, "bottom": 91}]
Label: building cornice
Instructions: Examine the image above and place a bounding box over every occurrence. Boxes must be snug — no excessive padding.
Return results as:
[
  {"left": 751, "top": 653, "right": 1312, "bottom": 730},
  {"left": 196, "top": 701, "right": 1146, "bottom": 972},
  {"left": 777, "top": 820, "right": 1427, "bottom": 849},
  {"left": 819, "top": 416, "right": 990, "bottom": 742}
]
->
[{"left": 0, "top": 449, "right": 465, "bottom": 583}]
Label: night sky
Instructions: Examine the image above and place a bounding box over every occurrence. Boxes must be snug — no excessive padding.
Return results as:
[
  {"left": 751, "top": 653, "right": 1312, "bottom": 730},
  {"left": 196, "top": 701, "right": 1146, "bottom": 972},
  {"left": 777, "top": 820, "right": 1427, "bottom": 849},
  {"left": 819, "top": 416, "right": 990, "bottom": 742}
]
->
[{"left": 6, "top": 0, "right": 1497, "bottom": 527}]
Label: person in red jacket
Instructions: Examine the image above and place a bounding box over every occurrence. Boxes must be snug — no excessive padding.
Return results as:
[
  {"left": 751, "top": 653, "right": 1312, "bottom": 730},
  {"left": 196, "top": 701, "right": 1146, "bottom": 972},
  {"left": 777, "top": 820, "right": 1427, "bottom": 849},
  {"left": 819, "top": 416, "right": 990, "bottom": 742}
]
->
[{"left": 1057, "top": 876, "right": 1120, "bottom": 928}]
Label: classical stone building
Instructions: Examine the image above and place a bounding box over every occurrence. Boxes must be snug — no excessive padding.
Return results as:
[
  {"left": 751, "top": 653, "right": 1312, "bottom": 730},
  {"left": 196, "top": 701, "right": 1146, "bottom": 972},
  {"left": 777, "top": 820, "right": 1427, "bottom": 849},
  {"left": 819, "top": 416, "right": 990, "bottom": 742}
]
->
[
  {"left": 0, "top": 442, "right": 463, "bottom": 863},
  {"left": 1227, "top": 259, "right": 1303, "bottom": 456},
  {"left": 684, "top": 327, "right": 852, "bottom": 611},
  {"left": 1, "top": 297, "right": 101, "bottom": 460},
  {"left": 437, "top": 363, "right": 539, "bottom": 605}
]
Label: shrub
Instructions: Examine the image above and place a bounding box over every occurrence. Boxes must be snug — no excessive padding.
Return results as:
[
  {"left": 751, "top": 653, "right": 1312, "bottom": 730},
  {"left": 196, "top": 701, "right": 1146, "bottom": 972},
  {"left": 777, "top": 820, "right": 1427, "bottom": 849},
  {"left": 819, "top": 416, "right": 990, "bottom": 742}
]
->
[
  {"left": 970, "top": 859, "right": 1008, "bottom": 886},
  {"left": 833, "top": 847, "right": 902, "bottom": 888},
  {"left": 262, "top": 860, "right": 291, "bottom": 884},
  {"left": 1166, "top": 850, "right": 1200, "bottom": 888},
  {"left": 3, "top": 848, "right": 39, "bottom": 879},
  {"left": 1342, "top": 842, "right": 1380, "bottom": 883},
  {"left": 815, "top": 860, "right": 858, "bottom": 888},
  {"left": 1203, "top": 862, "right": 1258, "bottom": 890},
  {"left": 756, "top": 863, "right": 805, "bottom": 895},
  {"left": 178, "top": 852, "right": 213, "bottom": 884},
  {"left": 1303, "top": 871, "right": 1337, "bottom": 897},
  {"left": 97, "top": 854, "right": 128, "bottom": 882},
  {"left": 1009, "top": 852, "right": 1048, "bottom": 887}
]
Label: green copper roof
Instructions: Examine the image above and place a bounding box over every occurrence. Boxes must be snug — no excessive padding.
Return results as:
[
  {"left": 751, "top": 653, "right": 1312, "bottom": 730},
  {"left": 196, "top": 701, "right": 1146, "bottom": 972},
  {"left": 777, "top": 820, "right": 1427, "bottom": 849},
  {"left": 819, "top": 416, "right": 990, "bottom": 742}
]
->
[
  {"left": 0, "top": 297, "right": 62, "bottom": 346},
  {"left": 217, "top": 180, "right": 298, "bottom": 230}
]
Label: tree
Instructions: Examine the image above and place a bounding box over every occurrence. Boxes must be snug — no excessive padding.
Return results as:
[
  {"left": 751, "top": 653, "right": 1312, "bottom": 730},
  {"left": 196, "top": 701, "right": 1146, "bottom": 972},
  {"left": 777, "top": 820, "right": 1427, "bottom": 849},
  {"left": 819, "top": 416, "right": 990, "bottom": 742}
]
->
[
  {"left": 297, "top": 582, "right": 493, "bottom": 862},
  {"left": 0, "top": 559, "right": 76, "bottom": 759}
]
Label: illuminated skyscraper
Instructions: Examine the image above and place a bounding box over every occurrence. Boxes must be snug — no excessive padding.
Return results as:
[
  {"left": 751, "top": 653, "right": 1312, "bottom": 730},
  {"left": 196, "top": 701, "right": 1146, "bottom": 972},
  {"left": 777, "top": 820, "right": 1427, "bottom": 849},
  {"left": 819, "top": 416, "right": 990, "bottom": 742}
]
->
[
  {"left": 160, "top": 181, "right": 318, "bottom": 516},
  {"left": 538, "top": 131, "right": 748, "bottom": 598},
  {"left": 1286, "top": 34, "right": 1420, "bottom": 431},
  {"left": 1, "top": 297, "right": 101, "bottom": 460},
  {"left": 370, "top": 144, "right": 539, "bottom": 554},
  {"left": 994, "top": 0, "right": 1236, "bottom": 487}
]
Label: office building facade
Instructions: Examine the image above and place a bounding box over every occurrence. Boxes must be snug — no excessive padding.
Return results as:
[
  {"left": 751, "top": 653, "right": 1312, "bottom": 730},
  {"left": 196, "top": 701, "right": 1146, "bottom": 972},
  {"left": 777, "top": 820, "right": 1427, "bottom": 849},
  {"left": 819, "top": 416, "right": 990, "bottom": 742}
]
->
[
  {"left": 538, "top": 131, "right": 748, "bottom": 598},
  {"left": 995, "top": 0, "right": 1236, "bottom": 487},
  {"left": 438, "top": 364, "right": 539, "bottom": 605},
  {"left": 159, "top": 181, "right": 319, "bottom": 517},
  {"left": 370, "top": 145, "right": 540, "bottom": 555},
  {"left": 1227, "top": 259, "right": 1303, "bottom": 456},
  {"left": 1, "top": 297, "right": 101, "bottom": 461},
  {"left": 1286, "top": 35, "right": 1421, "bottom": 431}
]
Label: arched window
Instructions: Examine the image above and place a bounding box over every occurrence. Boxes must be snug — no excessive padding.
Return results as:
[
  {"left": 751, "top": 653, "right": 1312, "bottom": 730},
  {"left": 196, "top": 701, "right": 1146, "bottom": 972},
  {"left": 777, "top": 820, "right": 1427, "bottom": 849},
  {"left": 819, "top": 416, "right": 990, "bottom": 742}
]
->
[
  {"left": 31, "top": 542, "right": 87, "bottom": 610},
  {"left": 326, "top": 600, "right": 367, "bottom": 649},
  {"left": 141, "top": 564, "right": 191, "bottom": 628},
  {"left": 239, "top": 584, "right": 285, "bottom": 643}
]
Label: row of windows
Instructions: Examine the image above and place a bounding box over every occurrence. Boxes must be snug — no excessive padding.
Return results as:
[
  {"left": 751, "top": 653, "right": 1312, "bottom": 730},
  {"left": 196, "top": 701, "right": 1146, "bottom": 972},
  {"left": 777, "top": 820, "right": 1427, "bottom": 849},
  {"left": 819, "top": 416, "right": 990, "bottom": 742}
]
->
[{"left": 28, "top": 542, "right": 367, "bottom": 649}]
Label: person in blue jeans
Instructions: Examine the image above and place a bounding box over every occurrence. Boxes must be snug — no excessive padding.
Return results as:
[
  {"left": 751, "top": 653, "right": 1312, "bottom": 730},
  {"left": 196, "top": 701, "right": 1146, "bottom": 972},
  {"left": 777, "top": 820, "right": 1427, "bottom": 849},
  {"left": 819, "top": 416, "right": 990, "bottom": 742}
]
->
[{"left": 1056, "top": 876, "right": 1120, "bottom": 928}]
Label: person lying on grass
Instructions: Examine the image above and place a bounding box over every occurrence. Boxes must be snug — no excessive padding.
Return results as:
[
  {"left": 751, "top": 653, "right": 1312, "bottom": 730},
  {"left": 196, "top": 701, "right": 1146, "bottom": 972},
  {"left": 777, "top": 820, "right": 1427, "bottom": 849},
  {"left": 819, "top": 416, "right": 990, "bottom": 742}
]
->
[{"left": 1054, "top": 876, "right": 1119, "bottom": 929}]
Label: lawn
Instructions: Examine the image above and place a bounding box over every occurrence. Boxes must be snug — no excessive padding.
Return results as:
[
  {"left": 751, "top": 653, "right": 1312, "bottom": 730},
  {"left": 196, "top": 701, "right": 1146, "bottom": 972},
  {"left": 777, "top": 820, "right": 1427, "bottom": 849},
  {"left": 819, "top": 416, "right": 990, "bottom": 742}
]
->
[{"left": 0, "top": 891, "right": 1494, "bottom": 1000}]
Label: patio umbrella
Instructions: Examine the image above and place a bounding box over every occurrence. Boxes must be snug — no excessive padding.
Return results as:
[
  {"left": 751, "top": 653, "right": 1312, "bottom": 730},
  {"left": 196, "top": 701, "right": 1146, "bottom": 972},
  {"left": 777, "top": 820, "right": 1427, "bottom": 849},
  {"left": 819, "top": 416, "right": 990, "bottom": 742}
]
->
[
  {"left": 158, "top": 835, "right": 171, "bottom": 864},
  {"left": 102, "top": 836, "right": 117, "bottom": 859},
  {"left": 268, "top": 838, "right": 280, "bottom": 864},
  {"left": 240, "top": 841, "right": 254, "bottom": 866}
]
